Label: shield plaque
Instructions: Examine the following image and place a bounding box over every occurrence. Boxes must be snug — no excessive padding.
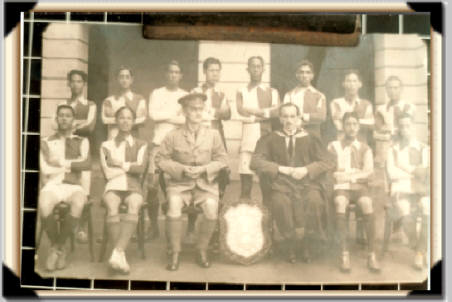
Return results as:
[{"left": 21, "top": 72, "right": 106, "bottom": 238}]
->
[{"left": 219, "top": 199, "right": 272, "bottom": 265}]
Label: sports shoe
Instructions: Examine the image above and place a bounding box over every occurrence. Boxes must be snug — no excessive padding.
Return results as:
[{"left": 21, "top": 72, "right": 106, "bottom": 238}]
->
[
  {"left": 367, "top": 252, "right": 381, "bottom": 273},
  {"left": 414, "top": 252, "right": 424, "bottom": 270},
  {"left": 340, "top": 251, "right": 351, "bottom": 273},
  {"left": 108, "top": 248, "right": 122, "bottom": 271},
  {"left": 46, "top": 247, "right": 60, "bottom": 272},
  {"left": 117, "top": 249, "right": 130, "bottom": 274},
  {"left": 56, "top": 246, "right": 68, "bottom": 270}
]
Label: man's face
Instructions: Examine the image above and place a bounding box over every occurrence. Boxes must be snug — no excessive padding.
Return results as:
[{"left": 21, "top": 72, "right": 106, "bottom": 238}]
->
[
  {"left": 343, "top": 116, "right": 360, "bottom": 139},
  {"left": 118, "top": 69, "right": 133, "bottom": 90},
  {"left": 68, "top": 74, "right": 85, "bottom": 96},
  {"left": 166, "top": 64, "right": 182, "bottom": 87},
  {"left": 386, "top": 79, "right": 403, "bottom": 101},
  {"left": 247, "top": 58, "right": 264, "bottom": 82},
  {"left": 116, "top": 108, "right": 134, "bottom": 132},
  {"left": 280, "top": 105, "right": 299, "bottom": 133},
  {"left": 184, "top": 99, "right": 205, "bottom": 124},
  {"left": 295, "top": 65, "right": 314, "bottom": 87},
  {"left": 205, "top": 63, "right": 221, "bottom": 85},
  {"left": 398, "top": 118, "right": 412, "bottom": 140},
  {"left": 56, "top": 108, "right": 74, "bottom": 131},
  {"left": 343, "top": 73, "right": 362, "bottom": 96}
]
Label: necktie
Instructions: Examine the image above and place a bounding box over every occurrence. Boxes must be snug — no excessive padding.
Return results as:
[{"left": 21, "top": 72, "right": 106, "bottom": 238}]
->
[{"left": 288, "top": 135, "right": 294, "bottom": 158}]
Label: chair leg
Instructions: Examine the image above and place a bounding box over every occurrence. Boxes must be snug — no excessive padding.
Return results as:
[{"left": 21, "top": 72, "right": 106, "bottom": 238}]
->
[
  {"left": 98, "top": 213, "right": 109, "bottom": 262},
  {"left": 86, "top": 203, "right": 94, "bottom": 262},
  {"left": 381, "top": 209, "right": 393, "bottom": 258},
  {"left": 137, "top": 207, "right": 146, "bottom": 259}
]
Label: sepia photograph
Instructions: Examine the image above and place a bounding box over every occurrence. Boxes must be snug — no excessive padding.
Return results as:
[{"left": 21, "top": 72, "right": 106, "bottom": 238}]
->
[{"left": 23, "top": 13, "right": 432, "bottom": 288}]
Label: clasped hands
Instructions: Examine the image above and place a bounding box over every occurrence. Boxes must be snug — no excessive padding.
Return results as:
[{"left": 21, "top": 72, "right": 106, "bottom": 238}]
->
[
  {"left": 278, "top": 166, "right": 308, "bottom": 180},
  {"left": 183, "top": 165, "right": 207, "bottom": 179}
]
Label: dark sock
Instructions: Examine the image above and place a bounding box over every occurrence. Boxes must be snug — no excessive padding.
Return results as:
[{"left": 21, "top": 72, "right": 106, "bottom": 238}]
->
[
  {"left": 363, "top": 214, "right": 376, "bottom": 252},
  {"left": 187, "top": 213, "right": 198, "bottom": 233},
  {"left": 335, "top": 213, "right": 348, "bottom": 252},
  {"left": 42, "top": 215, "right": 59, "bottom": 246},
  {"left": 166, "top": 217, "right": 183, "bottom": 253},
  {"left": 240, "top": 174, "right": 253, "bottom": 199}
]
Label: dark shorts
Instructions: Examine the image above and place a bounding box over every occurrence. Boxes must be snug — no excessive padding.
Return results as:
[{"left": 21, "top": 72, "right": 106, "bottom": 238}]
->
[{"left": 334, "top": 189, "right": 370, "bottom": 203}]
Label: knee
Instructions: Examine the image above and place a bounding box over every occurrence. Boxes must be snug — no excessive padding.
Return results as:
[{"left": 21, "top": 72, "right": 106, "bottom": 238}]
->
[
  {"left": 167, "top": 195, "right": 183, "bottom": 218},
  {"left": 397, "top": 199, "right": 410, "bottom": 217},
  {"left": 203, "top": 198, "right": 218, "bottom": 220},
  {"left": 334, "top": 195, "right": 349, "bottom": 214},
  {"left": 419, "top": 196, "right": 430, "bottom": 216},
  {"left": 104, "top": 192, "right": 120, "bottom": 216},
  {"left": 358, "top": 196, "right": 373, "bottom": 215},
  {"left": 70, "top": 191, "right": 87, "bottom": 217},
  {"left": 38, "top": 191, "right": 57, "bottom": 217},
  {"left": 126, "top": 193, "right": 143, "bottom": 214}
]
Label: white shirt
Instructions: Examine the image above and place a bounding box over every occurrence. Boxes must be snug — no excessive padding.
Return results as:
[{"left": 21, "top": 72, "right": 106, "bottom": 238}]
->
[{"left": 148, "top": 86, "right": 188, "bottom": 145}]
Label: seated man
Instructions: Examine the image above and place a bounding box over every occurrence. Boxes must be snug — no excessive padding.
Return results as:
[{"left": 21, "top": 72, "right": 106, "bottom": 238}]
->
[
  {"left": 39, "top": 105, "right": 91, "bottom": 271},
  {"left": 328, "top": 112, "right": 380, "bottom": 273},
  {"left": 100, "top": 106, "right": 148, "bottom": 274},
  {"left": 386, "top": 113, "right": 429, "bottom": 270},
  {"left": 155, "top": 92, "right": 228, "bottom": 271},
  {"left": 250, "top": 103, "right": 335, "bottom": 263}
]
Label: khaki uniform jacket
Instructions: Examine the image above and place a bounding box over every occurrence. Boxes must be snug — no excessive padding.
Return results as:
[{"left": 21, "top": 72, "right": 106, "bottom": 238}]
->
[{"left": 155, "top": 125, "right": 228, "bottom": 196}]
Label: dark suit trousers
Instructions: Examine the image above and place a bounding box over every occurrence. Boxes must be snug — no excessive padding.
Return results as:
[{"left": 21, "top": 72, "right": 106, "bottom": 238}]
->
[{"left": 271, "top": 188, "right": 327, "bottom": 241}]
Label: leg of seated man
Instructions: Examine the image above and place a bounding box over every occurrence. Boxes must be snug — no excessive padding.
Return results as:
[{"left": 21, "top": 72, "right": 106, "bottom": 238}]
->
[
  {"left": 271, "top": 191, "right": 297, "bottom": 262},
  {"left": 396, "top": 195, "right": 416, "bottom": 247},
  {"left": 415, "top": 196, "right": 430, "bottom": 269},
  {"left": 104, "top": 191, "right": 121, "bottom": 246},
  {"left": 334, "top": 192, "right": 350, "bottom": 253},
  {"left": 198, "top": 198, "right": 218, "bottom": 249},
  {"left": 357, "top": 193, "right": 380, "bottom": 272},
  {"left": 38, "top": 189, "right": 61, "bottom": 271},
  {"left": 165, "top": 193, "right": 184, "bottom": 270}
]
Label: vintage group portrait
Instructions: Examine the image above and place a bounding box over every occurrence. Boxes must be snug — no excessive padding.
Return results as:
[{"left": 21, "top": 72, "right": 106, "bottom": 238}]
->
[{"left": 21, "top": 12, "right": 436, "bottom": 290}]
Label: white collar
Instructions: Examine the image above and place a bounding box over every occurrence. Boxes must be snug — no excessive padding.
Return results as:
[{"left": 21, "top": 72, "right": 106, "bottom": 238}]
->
[
  {"left": 70, "top": 96, "right": 87, "bottom": 105},
  {"left": 396, "top": 138, "right": 422, "bottom": 151}
]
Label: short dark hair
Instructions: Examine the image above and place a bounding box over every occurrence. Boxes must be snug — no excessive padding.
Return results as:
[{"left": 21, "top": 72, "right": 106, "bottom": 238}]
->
[
  {"left": 343, "top": 69, "right": 361, "bottom": 81},
  {"left": 117, "top": 65, "right": 133, "bottom": 77},
  {"left": 115, "top": 106, "right": 136, "bottom": 120},
  {"left": 295, "top": 59, "right": 314, "bottom": 73},
  {"left": 167, "top": 60, "right": 182, "bottom": 72},
  {"left": 203, "top": 57, "right": 222, "bottom": 71},
  {"left": 56, "top": 104, "right": 75, "bottom": 116},
  {"left": 342, "top": 111, "right": 360, "bottom": 125},
  {"left": 279, "top": 102, "right": 300, "bottom": 116},
  {"left": 247, "top": 56, "right": 264, "bottom": 67},
  {"left": 385, "top": 75, "right": 403, "bottom": 87},
  {"left": 67, "top": 69, "right": 87, "bottom": 82}
]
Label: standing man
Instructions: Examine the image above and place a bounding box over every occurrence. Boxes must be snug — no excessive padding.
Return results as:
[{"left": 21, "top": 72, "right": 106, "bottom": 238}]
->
[
  {"left": 328, "top": 112, "right": 380, "bottom": 273},
  {"left": 386, "top": 113, "right": 429, "bottom": 270},
  {"left": 283, "top": 59, "right": 327, "bottom": 138},
  {"left": 250, "top": 103, "right": 335, "bottom": 263},
  {"left": 102, "top": 66, "right": 147, "bottom": 140},
  {"left": 330, "top": 70, "right": 374, "bottom": 144},
  {"left": 39, "top": 105, "right": 90, "bottom": 271},
  {"left": 374, "top": 76, "right": 415, "bottom": 166},
  {"left": 236, "top": 56, "right": 280, "bottom": 200},
  {"left": 188, "top": 57, "right": 231, "bottom": 243},
  {"left": 155, "top": 93, "right": 228, "bottom": 271},
  {"left": 100, "top": 106, "right": 148, "bottom": 274},
  {"left": 147, "top": 60, "right": 188, "bottom": 240}
]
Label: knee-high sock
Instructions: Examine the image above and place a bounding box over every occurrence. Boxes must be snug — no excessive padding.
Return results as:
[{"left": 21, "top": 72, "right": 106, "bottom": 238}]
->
[
  {"left": 240, "top": 174, "right": 253, "bottom": 199},
  {"left": 400, "top": 215, "right": 416, "bottom": 248},
  {"left": 166, "top": 217, "right": 183, "bottom": 253},
  {"left": 42, "top": 215, "right": 59, "bottom": 246},
  {"left": 116, "top": 214, "right": 138, "bottom": 251},
  {"left": 335, "top": 213, "right": 348, "bottom": 252},
  {"left": 58, "top": 215, "right": 79, "bottom": 247},
  {"left": 416, "top": 215, "right": 429, "bottom": 253},
  {"left": 363, "top": 214, "right": 376, "bottom": 253},
  {"left": 146, "top": 187, "right": 160, "bottom": 231},
  {"left": 197, "top": 217, "right": 217, "bottom": 252},
  {"left": 187, "top": 212, "right": 198, "bottom": 233}
]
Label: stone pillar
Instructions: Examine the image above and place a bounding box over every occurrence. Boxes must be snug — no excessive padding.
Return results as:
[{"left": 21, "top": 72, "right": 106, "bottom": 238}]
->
[
  {"left": 373, "top": 34, "right": 429, "bottom": 142},
  {"left": 198, "top": 41, "right": 271, "bottom": 180},
  {"left": 40, "top": 24, "right": 89, "bottom": 137}
]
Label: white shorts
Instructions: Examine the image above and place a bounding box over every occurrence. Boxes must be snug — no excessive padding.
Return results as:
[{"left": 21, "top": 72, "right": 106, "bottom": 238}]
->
[
  {"left": 238, "top": 151, "right": 255, "bottom": 175},
  {"left": 41, "top": 183, "right": 86, "bottom": 202}
]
